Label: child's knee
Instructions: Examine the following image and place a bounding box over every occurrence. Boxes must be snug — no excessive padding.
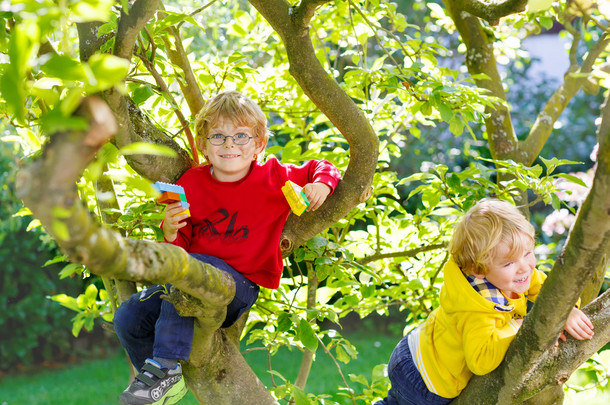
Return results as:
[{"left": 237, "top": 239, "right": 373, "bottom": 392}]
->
[{"left": 113, "top": 299, "right": 139, "bottom": 336}]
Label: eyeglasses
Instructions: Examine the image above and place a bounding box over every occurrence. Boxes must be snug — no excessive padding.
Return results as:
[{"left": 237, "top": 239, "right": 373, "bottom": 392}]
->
[{"left": 207, "top": 133, "right": 253, "bottom": 146}]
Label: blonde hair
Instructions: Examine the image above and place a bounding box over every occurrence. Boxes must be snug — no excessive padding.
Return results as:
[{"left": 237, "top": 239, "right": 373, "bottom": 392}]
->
[
  {"left": 449, "top": 198, "right": 535, "bottom": 276},
  {"left": 194, "top": 91, "right": 270, "bottom": 154}
]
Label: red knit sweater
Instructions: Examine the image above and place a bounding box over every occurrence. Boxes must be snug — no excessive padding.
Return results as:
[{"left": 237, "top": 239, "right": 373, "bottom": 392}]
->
[{"left": 166, "top": 158, "right": 341, "bottom": 289}]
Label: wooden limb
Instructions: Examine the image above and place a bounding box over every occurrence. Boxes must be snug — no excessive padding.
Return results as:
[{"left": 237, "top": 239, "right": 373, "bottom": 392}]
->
[
  {"left": 158, "top": 16, "right": 205, "bottom": 116},
  {"left": 453, "top": 91, "right": 610, "bottom": 404},
  {"left": 443, "top": 0, "right": 518, "bottom": 160},
  {"left": 521, "top": 33, "right": 610, "bottom": 165},
  {"left": 249, "top": 0, "right": 379, "bottom": 255},
  {"left": 115, "top": 0, "right": 161, "bottom": 60},
  {"left": 454, "top": 0, "right": 528, "bottom": 25}
]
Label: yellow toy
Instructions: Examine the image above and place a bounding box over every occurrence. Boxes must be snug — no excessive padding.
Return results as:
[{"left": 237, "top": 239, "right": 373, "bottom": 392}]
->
[{"left": 281, "top": 180, "right": 310, "bottom": 216}]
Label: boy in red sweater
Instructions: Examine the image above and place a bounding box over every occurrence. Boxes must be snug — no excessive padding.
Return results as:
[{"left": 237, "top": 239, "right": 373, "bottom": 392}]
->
[{"left": 113, "top": 91, "right": 341, "bottom": 405}]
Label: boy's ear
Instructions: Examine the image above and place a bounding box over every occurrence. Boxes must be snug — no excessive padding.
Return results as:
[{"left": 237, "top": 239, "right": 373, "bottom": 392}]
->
[
  {"left": 197, "top": 138, "right": 207, "bottom": 158},
  {"left": 255, "top": 138, "right": 267, "bottom": 155},
  {"left": 467, "top": 265, "right": 486, "bottom": 279}
]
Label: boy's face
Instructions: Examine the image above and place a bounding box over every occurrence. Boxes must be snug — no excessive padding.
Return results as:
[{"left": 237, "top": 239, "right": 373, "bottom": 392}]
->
[
  {"left": 473, "top": 234, "right": 537, "bottom": 299},
  {"left": 202, "top": 118, "right": 265, "bottom": 182}
]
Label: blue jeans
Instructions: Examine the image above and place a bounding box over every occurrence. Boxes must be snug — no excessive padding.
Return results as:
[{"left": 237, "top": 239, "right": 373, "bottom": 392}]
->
[
  {"left": 113, "top": 254, "right": 259, "bottom": 370},
  {"left": 375, "top": 333, "right": 453, "bottom": 405}
]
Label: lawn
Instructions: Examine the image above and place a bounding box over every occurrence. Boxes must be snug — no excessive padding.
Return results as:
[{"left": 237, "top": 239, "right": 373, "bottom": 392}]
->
[
  {"left": 0, "top": 331, "right": 399, "bottom": 405},
  {"left": 1, "top": 330, "right": 608, "bottom": 405}
]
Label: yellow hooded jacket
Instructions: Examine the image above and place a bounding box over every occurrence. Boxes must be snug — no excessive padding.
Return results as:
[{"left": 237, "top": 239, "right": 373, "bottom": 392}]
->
[{"left": 408, "top": 258, "right": 547, "bottom": 398}]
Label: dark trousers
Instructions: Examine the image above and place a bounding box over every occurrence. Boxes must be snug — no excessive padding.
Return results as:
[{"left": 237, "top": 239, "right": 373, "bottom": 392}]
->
[
  {"left": 113, "top": 254, "right": 259, "bottom": 370},
  {"left": 375, "top": 332, "right": 453, "bottom": 405}
]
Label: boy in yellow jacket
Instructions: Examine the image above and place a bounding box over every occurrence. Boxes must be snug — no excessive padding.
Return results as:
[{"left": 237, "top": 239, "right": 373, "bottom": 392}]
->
[{"left": 376, "top": 199, "right": 594, "bottom": 404}]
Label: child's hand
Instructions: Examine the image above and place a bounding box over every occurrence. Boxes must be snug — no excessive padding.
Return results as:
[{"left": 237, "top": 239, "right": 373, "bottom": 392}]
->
[
  {"left": 561, "top": 307, "right": 594, "bottom": 341},
  {"left": 162, "top": 202, "right": 189, "bottom": 242},
  {"left": 303, "top": 183, "right": 332, "bottom": 211}
]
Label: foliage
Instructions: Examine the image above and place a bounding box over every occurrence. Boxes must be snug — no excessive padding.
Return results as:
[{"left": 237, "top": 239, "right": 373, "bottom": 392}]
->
[
  {"left": 0, "top": 0, "right": 607, "bottom": 403},
  {"left": 0, "top": 139, "right": 83, "bottom": 371}
]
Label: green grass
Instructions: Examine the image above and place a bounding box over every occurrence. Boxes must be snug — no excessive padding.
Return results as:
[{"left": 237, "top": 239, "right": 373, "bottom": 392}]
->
[
  {"left": 0, "top": 332, "right": 399, "bottom": 405},
  {"left": 1, "top": 331, "right": 608, "bottom": 405}
]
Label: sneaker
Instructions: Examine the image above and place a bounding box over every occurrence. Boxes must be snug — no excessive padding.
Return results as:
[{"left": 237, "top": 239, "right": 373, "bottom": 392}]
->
[{"left": 119, "top": 359, "right": 188, "bottom": 405}]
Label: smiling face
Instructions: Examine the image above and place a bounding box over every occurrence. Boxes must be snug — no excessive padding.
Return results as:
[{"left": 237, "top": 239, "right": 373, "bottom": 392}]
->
[
  {"left": 201, "top": 118, "right": 265, "bottom": 182},
  {"left": 473, "top": 234, "right": 537, "bottom": 299}
]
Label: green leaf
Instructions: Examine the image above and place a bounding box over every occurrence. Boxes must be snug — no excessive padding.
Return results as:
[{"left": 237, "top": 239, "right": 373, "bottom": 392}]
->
[
  {"left": 551, "top": 193, "right": 561, "bottom": 210},
  {"left": 132, "top": 84, "right": 155, "bottom": 105},
  {"left": 118, "top": 142, "right": 177, "bottom": 157},
  {"left": 554, "top": 173, "right": 588, "bottom": 188},
  {"left": 277, "top": 312, "right": 292, "bottom": 332},
  {"left": 306, "top": 236, "right": 327, "bottom": 250},
  {"left": 71, "top": 0, "right": 114, "bottom": 23},
  {"left": 84, "top": 283, "right": 98, "bottom": 304},
  {"left": 438, "top": 103, "right": 453, "bottom": 122},
  {"left": 40, "top": 55, "right": 86, "bottom": 81},
  {"left": 336, "top": 345, "right": 350, "bottom": 363},
  {"left": 291, "top": 386, "right": 311, "bottom": 405},
  {"left": 50, "top": 294, "right": 80, "bottom": 312},
  {"left": 2, "top": 20, "right": 39, "bottom": 122},
  {"left": 297, "top": 318, "right": 318, "bottom": 352},
  {"left": 372, "top": 363, "right": 388, "bottom": 383},
  {"left": 58, "top": 263, "right": 83, "bottom": 279},
  {"left": 86, "top": 54, "right": 129, "bottom": 92}
]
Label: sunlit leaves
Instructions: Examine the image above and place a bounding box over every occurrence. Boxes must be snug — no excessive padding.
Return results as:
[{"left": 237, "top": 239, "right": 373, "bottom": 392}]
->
[{"left": 50, "top": 283, "right": 113, "bottom": 336}]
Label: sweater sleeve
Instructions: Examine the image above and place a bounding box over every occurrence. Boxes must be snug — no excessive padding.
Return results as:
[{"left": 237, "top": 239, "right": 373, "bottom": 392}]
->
[
  {"left": 281, "top": 159, "right": 341, "bottom": 194},
  {"left": 461, "top": 312, "right": 520, "bottom": 375}
]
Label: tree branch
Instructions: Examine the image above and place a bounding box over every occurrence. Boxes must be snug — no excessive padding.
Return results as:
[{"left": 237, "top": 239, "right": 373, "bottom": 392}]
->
[
  {"left": 158, "top": 4, "right": 205, "bottom": 116},
  {"left": 521, "top": 33, "right": 610, "bottom": 165},
  {"left": 453, "top": 0, "right": 528, "bottom": 25},
  {"left": 443, "top": 0, "right": 518, "bottom": 160},
  {"left": 249, "top": 0, "right": 379, "bottom": 255},
  {"left": 358, "top": 243, "right": 447, "bottom": 265},
  {"left": 454, "top": 80, "right": 610, "bottom": 405},
  {"left": 88, "top": 0, "right": 194, "bottom": 182}
]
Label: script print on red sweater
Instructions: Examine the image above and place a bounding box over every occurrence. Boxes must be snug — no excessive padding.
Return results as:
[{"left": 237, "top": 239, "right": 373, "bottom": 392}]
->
[{"left": 166, "top": 158, "right": 341, "bottom": 289}]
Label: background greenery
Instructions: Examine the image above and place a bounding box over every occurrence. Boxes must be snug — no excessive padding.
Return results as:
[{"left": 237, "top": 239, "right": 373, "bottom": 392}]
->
[{"left": 1, "top": 0, "right": 609, "bottom": 403}]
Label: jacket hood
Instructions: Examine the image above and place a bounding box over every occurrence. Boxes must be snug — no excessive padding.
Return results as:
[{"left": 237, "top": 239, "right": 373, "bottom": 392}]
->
[{"left": 439, "top": 258, "right": 514, "bottom": 315}]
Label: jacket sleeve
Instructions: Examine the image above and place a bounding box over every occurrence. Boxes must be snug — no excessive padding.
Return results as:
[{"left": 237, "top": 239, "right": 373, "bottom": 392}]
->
[
  {"left": 280, "top": 159, "right": 341, "bottom": 194},
  {"left": 526, "top": 269, "right": 547, "bottom": 303},
  {"left": 461, "top": 312, "right": 521, "bottom": 375}
]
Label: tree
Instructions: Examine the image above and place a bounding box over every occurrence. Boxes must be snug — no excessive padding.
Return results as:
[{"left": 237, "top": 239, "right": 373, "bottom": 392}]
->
[{"left": 3, "top": 0, "right": 609, "bottom": 403}]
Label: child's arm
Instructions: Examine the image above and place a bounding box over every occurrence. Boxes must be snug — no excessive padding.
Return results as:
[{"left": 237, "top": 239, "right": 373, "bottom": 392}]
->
[
  {"left": 162, "top": 202, "right": 190, "bottom": 242},
  {"left": 463, "top": 315, "right": 522, "bottom": 375},
  {"left": 302, "top": 183, "right": 332, "bottom": 211},
  {"left": 558, "top": 307, "right": 594, "bottom": 342}
]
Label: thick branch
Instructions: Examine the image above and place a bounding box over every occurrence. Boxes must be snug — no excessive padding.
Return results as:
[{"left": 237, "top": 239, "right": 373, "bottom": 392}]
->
[
  {"left": 99, "top": 0, "right": 194, "bottom": 181},
  {"left": 454, "top": 291, "right": 610, "bottom": 404},
  {"left": 454, "top": 0, "right": 528, "bottom": 25},
  {"left": 454, "top": 81, "right": 610, "bottom": 405},
  {"left": 522, "top": 33, "right": 610, "bottom": 165},
  {"left": 443, "top": 0, "right": 518, "bottom": 160},
  {"left": 249, "top": 0, "right": 379, "bottom": 255},
  {"left": 158, "top": 6, "right": 205, "bottom": 116}
]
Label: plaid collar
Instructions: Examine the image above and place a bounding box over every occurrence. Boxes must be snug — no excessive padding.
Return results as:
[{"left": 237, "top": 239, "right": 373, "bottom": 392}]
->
[{"left": 466, "top": 274, "right": 509, "bottom": 307}]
